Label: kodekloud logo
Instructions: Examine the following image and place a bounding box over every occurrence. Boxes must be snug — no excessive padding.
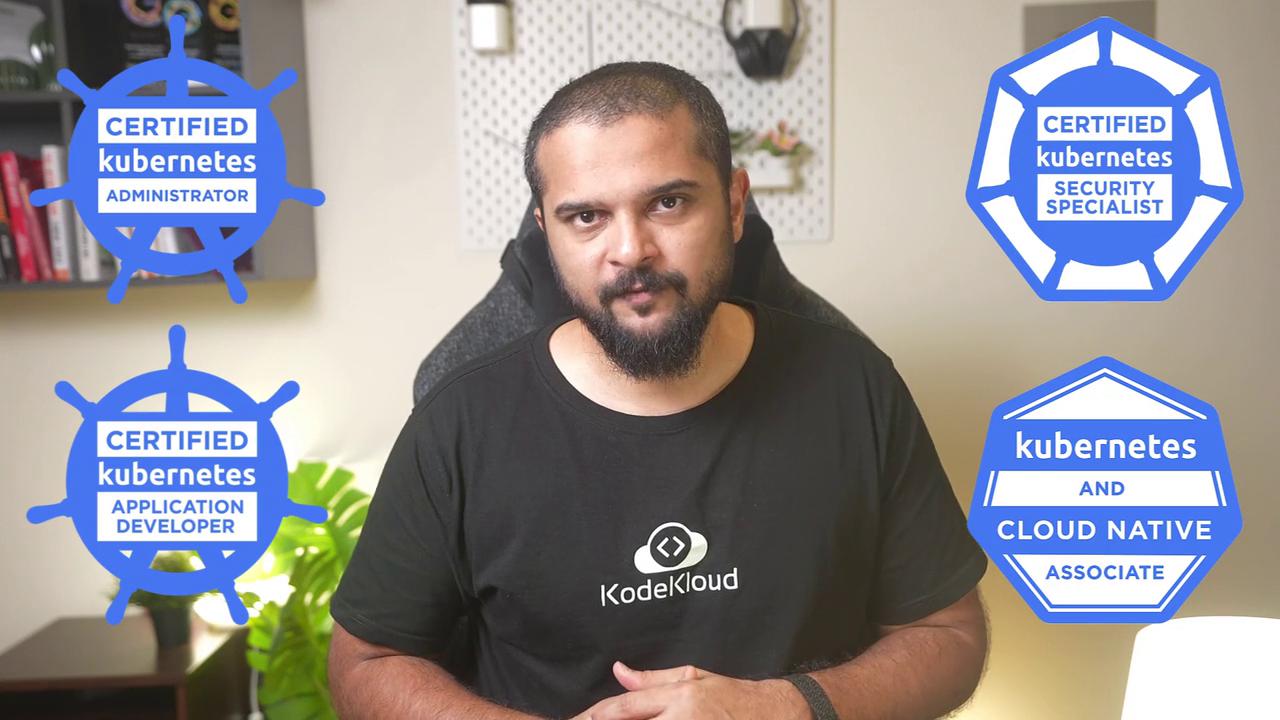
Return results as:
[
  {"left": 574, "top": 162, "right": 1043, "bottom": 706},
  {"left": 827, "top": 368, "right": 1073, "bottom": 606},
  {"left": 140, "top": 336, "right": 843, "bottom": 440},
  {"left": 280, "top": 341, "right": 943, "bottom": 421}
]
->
[{"left": 600, "top": 522, "right": 740, "bottom": 608}]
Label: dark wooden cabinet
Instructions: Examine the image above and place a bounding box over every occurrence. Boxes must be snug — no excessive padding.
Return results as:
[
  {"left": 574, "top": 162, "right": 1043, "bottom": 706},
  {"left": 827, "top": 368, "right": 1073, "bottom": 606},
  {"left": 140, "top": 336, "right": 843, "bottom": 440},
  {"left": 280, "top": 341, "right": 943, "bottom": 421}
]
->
[{"left": 0, "top": 615, "right": 250, "bottom": 720}]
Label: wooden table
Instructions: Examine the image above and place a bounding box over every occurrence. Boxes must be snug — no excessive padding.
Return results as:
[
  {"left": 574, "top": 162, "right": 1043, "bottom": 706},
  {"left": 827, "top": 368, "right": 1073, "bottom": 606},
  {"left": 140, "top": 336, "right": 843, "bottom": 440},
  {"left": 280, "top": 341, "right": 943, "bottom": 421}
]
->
[{"left": 0, "top": 614, "right": 250, "bottom": 719}]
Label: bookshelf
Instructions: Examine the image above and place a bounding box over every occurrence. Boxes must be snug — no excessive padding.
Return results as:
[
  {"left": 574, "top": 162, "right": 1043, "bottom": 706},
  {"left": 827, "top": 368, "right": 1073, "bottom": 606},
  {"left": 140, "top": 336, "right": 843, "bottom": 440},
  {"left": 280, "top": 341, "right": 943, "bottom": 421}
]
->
[{"left": 0, "top": 0, "right": 317, "bottom": 292}]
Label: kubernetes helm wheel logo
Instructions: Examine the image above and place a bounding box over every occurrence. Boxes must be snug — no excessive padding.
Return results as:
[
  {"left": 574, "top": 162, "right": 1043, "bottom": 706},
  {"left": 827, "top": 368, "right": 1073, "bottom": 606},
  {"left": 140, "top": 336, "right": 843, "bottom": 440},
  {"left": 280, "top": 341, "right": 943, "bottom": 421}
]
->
[
  {"left": 634, "top": 522, "right": 708, "bottom": 574},
  {"left": 31, "top": 16, "right": 324, "bottom": 305},
  {"left": 25, "top": 326, "right": 327, "bottom": 625},
  {"left": 966, "top": 18, "right": 1242, "bottom": 301}
]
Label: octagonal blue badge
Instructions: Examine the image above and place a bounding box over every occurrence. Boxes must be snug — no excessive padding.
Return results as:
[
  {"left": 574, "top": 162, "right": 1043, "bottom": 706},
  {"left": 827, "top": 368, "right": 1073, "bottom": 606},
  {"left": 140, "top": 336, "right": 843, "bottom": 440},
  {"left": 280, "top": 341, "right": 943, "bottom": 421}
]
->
[
  {"left": 966, "top": 17, "right": 1242, "bottom": 301},
  {"left": 968, "top": 357, "right": 1240, "bottom": 623}
]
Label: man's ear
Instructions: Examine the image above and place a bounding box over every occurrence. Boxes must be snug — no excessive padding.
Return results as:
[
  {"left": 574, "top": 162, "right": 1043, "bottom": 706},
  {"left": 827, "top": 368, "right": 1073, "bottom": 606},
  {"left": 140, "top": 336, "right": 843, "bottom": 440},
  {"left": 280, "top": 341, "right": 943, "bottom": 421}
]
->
[
  {"left": 728, "top": 167, "right": 750, "bottom": 244},
  {"left": 534, "top": 205, "right": 545, "bottom": 233}
]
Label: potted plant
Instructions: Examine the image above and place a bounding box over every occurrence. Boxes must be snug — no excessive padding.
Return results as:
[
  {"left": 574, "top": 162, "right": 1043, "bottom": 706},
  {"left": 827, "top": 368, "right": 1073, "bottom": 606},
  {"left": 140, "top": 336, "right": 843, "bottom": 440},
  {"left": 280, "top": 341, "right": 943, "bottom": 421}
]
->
[
  {"left": 113, "top": 550, "right": 206, "bottom": 647},
  {"left": 243, "top": 461, "right": 369, "bottom": 719},
  {"left": 730, "top": 121, "right": 805, "bottom": 191}
]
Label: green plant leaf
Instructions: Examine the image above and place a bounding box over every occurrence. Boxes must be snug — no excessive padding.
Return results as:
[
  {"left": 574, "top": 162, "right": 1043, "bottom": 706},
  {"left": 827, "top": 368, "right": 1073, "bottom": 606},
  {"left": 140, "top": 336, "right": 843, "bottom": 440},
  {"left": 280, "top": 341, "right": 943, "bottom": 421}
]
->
[
  {"left": 245, "top": 461, "right": 366, "bottom": 720},
  {"left": 264, "top": 695, "right": 335, "bottom": 720},
  {"left": 247, "top": 648, "right": 270, "bottom": 673}
]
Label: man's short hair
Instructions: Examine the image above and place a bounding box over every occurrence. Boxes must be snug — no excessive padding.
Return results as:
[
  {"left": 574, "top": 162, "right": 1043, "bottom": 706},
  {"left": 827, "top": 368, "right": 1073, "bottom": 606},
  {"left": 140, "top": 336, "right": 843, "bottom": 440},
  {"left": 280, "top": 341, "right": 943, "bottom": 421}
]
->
[{"left": 523, "top": 61, "right": 732, "bottom": 207}]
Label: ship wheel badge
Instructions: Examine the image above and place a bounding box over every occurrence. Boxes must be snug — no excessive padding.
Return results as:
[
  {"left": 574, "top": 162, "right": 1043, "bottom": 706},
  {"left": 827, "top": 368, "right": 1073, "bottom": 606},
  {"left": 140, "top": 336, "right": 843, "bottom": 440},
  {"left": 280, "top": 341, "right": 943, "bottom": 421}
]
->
[
  {"left": 31, "top": 15, "right": 324, "bottom": 304},
  {"left": 27, "top": 325, "right": 326, "bottom": 624}
]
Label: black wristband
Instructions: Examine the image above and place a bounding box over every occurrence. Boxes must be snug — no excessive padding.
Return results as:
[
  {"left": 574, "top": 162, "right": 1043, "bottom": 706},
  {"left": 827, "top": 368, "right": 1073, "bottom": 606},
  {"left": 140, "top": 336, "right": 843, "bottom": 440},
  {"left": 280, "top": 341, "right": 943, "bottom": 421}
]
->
[{"left": 782, "top": 673, "right": 839, "bottom": 720}]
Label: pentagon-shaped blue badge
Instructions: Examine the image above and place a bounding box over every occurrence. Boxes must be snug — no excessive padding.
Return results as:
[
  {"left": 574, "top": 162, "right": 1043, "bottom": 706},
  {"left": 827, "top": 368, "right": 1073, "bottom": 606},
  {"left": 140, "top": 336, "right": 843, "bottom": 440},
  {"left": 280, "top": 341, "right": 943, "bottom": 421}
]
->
[
  {"left": 26, "top": 325, "right": 327, "bottom": 625},
  {"left": 968, "top": 357, "right": 1241, "bottom": 623},
  {"left": 966, "top": 17, "right": 1242, "bottom": 301}
]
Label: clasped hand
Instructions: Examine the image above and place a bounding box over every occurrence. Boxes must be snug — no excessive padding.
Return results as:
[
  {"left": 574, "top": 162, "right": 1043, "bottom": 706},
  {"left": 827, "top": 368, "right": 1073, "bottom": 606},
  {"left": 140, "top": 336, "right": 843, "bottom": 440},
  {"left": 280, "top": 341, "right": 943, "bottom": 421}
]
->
[{"left": 569, "top": 661, "right": 805, "bottom": 720}]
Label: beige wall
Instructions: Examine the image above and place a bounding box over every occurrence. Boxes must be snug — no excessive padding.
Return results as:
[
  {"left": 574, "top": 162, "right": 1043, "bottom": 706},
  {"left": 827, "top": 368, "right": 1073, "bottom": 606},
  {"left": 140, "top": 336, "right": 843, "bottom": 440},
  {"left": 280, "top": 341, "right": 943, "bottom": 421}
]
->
[{"left": 1, "top": 1, "right": 1275, "bottom": 717}]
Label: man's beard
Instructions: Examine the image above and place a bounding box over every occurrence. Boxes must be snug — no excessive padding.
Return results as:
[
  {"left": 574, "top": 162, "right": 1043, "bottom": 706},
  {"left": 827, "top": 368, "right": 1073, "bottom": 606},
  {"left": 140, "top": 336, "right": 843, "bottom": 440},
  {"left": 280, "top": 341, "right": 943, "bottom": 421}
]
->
[{"left": 553, "top": 229, "right": 734, "bottom": 382}]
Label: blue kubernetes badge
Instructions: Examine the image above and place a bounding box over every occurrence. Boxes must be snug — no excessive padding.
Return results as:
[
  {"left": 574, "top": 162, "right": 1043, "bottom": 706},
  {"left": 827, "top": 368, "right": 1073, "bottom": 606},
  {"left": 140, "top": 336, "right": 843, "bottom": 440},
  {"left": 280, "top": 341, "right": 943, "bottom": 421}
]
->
[
  {"left": 26, "top": 326, "right": 327, "bottom": 625},
  {"left": 968, "top": 357, "right": 1241, "bottom": 623},
  {"left": 30, "top": 16, "right": 324, "bottom": 304},
  {"left": 966, "top": 17, "right": 1242, "bottom": 301}
]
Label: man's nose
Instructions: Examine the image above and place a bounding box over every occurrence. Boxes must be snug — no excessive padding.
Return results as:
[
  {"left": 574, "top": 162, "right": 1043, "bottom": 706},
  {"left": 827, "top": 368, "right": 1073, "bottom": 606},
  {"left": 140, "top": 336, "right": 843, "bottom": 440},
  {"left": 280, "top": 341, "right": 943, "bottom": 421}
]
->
[{"left": 605, "top": 212, "right": 658, "bottom": 268}]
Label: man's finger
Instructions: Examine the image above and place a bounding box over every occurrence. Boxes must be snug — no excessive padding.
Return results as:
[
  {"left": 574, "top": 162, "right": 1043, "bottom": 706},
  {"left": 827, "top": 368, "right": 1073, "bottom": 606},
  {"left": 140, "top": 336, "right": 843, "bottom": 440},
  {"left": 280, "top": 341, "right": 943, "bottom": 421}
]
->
[
  {"left": 574, "top": 685, "right": 676, "bottom": 720},
  {"left": 613, "top": 661, "right": 701, "bottom": 691}
]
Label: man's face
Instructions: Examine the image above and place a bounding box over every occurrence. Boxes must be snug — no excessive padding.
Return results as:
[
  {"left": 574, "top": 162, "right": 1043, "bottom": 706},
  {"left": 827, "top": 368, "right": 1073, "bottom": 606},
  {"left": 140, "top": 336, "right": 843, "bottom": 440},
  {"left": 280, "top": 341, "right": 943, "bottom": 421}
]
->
[{"left": 534, "top": 106, "right": 749, "bottom": 380}]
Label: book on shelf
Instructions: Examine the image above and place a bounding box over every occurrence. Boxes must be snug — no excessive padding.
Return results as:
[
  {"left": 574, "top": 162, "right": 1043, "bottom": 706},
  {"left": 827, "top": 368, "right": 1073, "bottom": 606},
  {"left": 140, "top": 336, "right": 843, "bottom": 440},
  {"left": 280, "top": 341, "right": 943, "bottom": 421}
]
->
[
  {"left": 0, "top": 146, "right": 255, "bottom": 286},
  {"left": 44, "top": 144, "right": 114, "bottom": 283},
  {"left": 73, "top": 203, "right": 112, "bottom": 282},
  {"left": 0, "top": 175, "right": 16, "bottom": 281},
  {"left": 0, "top": 150, "right": 44, "bottom": 283},
  {"left": 113, "top": 226, "right": 208, "bottom": 281},
  {"left": 39, "top": 145, "right": 74, "bottom": 281},
  {"left": 148, "top": 227, "right": 181, "bottom": 278},
  {"left": 0, "top": 146, "right": 119, "bottom": 285},
  {"left": 17, "top": 174, "right": 56, "bottom": 281}
]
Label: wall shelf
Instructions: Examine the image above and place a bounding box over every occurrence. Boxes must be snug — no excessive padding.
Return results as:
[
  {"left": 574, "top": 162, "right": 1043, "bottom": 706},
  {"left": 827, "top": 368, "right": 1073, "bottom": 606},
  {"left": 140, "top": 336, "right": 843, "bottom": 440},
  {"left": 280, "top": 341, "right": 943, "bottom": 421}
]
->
[
  {"left": 0, "top": 271, "right": 261, "bottom": 293},
  {"left": 0, "top": 90, "right": 76, "bottom": 104}
]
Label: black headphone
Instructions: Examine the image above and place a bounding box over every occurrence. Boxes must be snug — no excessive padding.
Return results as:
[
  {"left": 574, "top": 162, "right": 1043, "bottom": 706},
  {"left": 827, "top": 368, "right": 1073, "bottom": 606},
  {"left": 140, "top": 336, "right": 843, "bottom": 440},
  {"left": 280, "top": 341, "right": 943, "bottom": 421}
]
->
[{"left": 722, "top": 0, "right": 801, "bottom": 79}]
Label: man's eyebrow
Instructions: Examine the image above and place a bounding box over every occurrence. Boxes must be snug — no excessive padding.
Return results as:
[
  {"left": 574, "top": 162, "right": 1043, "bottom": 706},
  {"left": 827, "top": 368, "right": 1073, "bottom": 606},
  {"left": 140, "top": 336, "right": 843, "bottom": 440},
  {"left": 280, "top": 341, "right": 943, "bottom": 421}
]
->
[
  {"left": 552, "top": 199, "right": 598, "bottom": 217},
  {"left": 644, "top": 178, "right": 701, "bottom": 197},
  {"left": 552, "top": 178, "right": 703, "bottom": 217}
]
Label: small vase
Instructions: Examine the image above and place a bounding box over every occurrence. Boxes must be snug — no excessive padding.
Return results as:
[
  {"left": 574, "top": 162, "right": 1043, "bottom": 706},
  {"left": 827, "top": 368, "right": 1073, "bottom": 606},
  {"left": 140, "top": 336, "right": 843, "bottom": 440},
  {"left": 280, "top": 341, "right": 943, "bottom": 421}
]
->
[
  {"left": 148, "top": 606, "right": 192, "bottom": 648},
  {"left": 744, "top": 153, "right": 795, "bottom": 191}
]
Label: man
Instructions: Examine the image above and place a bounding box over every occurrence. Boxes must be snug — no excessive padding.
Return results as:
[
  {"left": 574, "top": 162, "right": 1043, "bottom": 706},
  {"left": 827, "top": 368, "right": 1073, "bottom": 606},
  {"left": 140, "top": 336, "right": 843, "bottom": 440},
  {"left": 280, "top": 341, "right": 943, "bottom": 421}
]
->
[
  {"left": 410, "top": 193, "right": 863, "bottom": 404},
  {"left": 330, "top": 62, "right": 988, "bottom": 719}
]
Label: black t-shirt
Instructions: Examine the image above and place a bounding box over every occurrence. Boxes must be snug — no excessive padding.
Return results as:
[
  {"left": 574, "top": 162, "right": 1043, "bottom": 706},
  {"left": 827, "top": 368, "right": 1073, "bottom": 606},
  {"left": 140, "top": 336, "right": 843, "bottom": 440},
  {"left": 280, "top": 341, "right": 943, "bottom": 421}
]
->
[{"left": 331, "top": 298, "right": 987, "bottom": 718}]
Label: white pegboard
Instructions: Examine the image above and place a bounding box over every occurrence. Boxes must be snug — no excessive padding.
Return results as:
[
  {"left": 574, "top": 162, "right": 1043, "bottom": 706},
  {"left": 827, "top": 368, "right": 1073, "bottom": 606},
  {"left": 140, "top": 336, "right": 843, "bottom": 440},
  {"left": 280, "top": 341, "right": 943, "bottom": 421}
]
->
[{"left": 451, "top": 0, "right": 832, "bottom": 249}]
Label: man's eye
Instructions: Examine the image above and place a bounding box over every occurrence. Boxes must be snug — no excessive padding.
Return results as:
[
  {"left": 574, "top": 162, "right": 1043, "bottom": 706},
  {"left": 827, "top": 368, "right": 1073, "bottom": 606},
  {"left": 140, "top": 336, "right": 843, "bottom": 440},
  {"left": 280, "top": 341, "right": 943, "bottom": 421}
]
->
[
  {"left": 576, "top": 211, "right": 597, "bottom": 225},
  {"left": 656, "top": 196, "right": 683, "bottom": 211}
]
